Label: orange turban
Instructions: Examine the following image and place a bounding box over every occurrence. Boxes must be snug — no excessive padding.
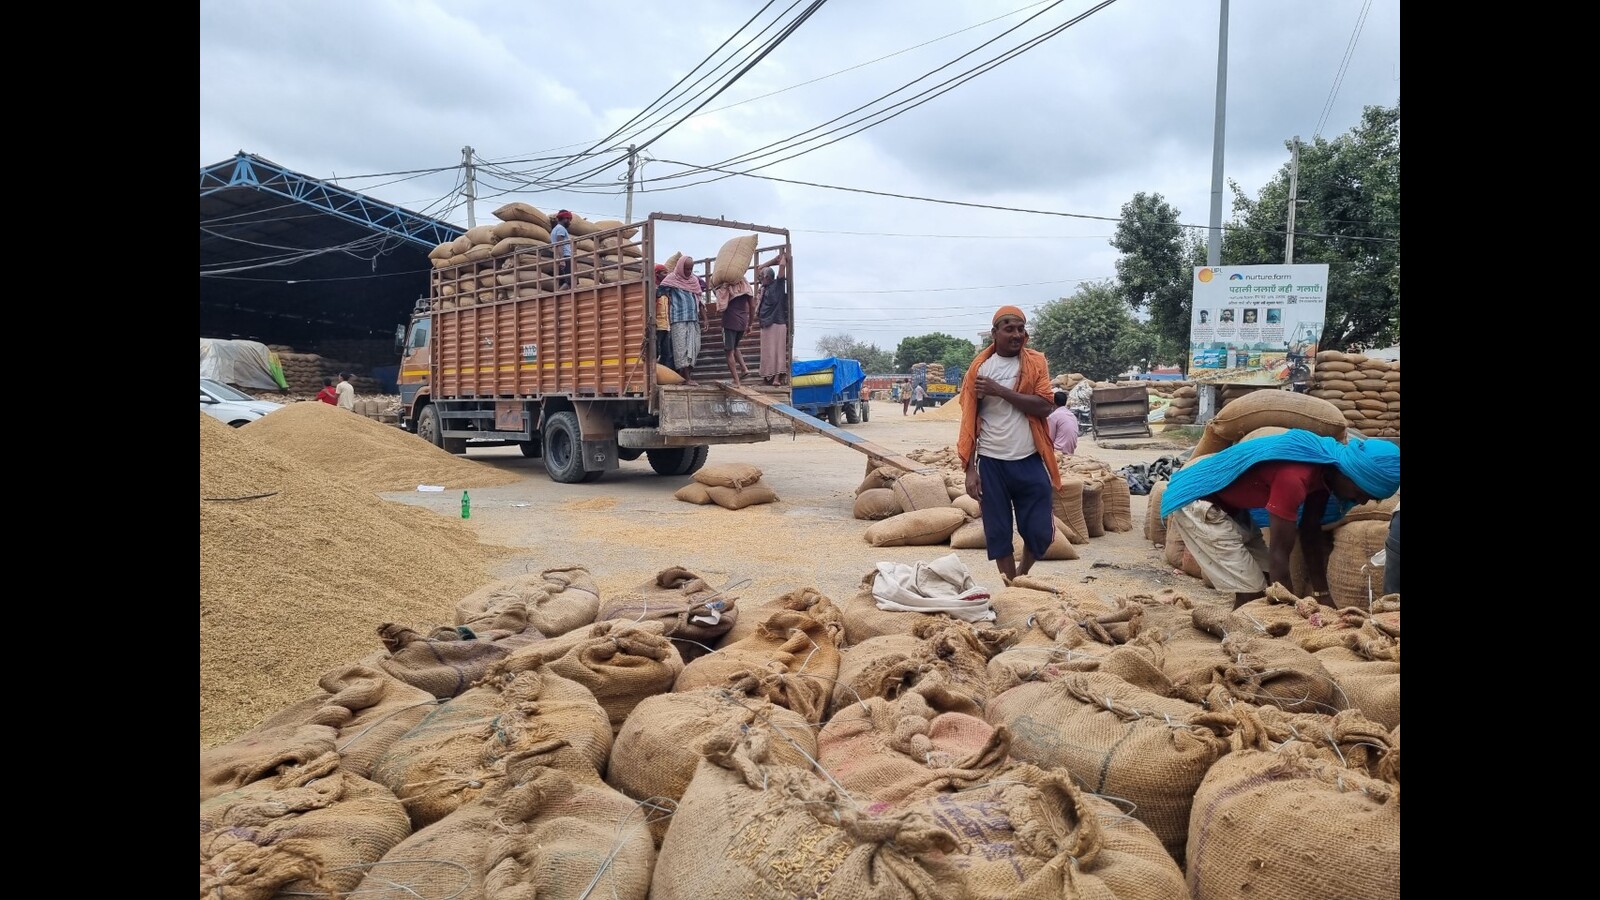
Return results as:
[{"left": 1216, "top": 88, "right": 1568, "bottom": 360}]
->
[{"left": 993, "top": 305, "right": 1026, "bottom": 325}]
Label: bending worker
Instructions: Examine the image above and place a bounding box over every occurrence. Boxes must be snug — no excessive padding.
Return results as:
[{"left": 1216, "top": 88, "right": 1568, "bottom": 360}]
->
[
  {"left": 1160, "top": 429, "right": 1400, "bottom": 609},
  {"left": 957, "top": 305, "right": 1061, "bottom": 581}
]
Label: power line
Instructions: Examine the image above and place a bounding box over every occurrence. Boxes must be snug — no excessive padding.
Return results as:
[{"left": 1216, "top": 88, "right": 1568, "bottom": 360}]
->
[{"left": 1313, "top": 0, "right": 1373, "bottom": 139}]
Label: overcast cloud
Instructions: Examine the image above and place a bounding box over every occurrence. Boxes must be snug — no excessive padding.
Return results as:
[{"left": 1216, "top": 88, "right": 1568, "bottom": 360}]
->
[{"left": 199, "top": 0, "right": 1400, "bottom": 360}]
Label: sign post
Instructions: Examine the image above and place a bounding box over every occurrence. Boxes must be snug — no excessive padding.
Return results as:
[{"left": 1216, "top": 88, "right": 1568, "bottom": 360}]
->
[{"left": 1189, "top": 264, "right": 1330, "bottom": 412}]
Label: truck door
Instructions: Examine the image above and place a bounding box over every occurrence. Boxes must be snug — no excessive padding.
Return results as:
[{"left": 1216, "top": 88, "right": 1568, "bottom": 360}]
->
[{"left": 398, "top": 315, "right": 431, "bottom": 409}]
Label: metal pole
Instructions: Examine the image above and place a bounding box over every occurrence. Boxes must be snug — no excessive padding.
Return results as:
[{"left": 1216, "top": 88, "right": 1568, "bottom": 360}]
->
[
  {"left": 462, "top": 145, "right": 477, "bottom": 228},
  {"left": 1206, "top": 0, "right": 1229, "bottom": 267},
  {"left": 624, "top": 144, "right": 638, "bottom": 223},
  {"left": 1286, "top": 136, "right": 1301, "bottom": 264}
]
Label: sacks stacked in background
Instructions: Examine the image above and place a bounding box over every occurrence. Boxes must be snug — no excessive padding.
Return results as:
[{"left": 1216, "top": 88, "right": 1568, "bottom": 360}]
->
[
  {"left": 1163, "top": 383, "right": 1199, "bottom": 425},
  {"left": 1308, "top": 350, "right": 1400, "bottom": 438},
  {"left": 674, "top": 462, "right": 779, "bottom": 509}
]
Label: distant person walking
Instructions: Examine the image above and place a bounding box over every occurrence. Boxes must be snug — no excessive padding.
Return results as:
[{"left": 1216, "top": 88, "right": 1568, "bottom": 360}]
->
[
  {"left": 901, "top": 381, "right": 911, "bottom": 415},
  {"left": 316, "top": 377, "right": 339, "bottom": 405},
  {"left": 911, "top": 383, "right": 927, "bottom": 415},
  {"left": 755, "top": 251, "right": 790, "bottom": 386},
  {"left": 335, "top": 372, "right": 356, "bottom": 410}
]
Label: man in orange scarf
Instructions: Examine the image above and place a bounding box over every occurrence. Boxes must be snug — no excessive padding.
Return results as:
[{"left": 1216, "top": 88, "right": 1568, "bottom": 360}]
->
[{"left": 957, "top": 305, "right": 1061, "bottom": 580}]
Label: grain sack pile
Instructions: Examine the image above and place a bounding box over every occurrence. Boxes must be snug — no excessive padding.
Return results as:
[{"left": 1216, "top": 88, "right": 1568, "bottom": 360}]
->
[
  {"left": 426, "top": 201, "right": 642, "bottom": 309},
  {"left": 1308, "top": 350, "right": 1401, "bottom": 437},
  {"left": 674, "top": 461, "right": 779, "bottom": 509}
]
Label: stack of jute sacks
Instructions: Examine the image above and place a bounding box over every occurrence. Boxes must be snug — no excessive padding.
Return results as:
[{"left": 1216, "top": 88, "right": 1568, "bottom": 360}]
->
[
  {"left": 203, "top": 556, "right": 1399, "bottom": 899},
  {"left": 425, "top": 202, "right": 643, "bottom": 310},
  {"left": 1148, "top": 389, "right": 1397, "bottom": 606},
  {"left": 673, "top": 462, "right": 779, "bottom": 510},
  {"left": 1308, "top": 350, "right": 1400, "bottom": 438}
]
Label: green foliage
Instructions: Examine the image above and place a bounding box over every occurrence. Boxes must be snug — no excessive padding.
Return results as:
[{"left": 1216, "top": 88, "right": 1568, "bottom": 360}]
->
[
  {"left": 1110, "top": 193, "right": 1203, "bottom": 364},
  {"left": 1029, "top": 281, "right": 1143, "bottom": 381},
  {"left": 1222, "top": 102, "right": 1400, "bottom": 350},
  {"left": 814, "top": 333, "right": 894, "bottom": 373},
  {"left": 894, "top": 333, "right": 975, "bottom": 373}
]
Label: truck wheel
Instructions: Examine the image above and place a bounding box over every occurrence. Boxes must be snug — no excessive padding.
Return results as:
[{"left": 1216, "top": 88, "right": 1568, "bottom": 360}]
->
[
  {"left": 827, "top": 405, "right": 842, "bottom": 427},
  {"left": 617, "top": 446, "right": 643, "bottom": 462},
  {"left": 844, "top": 403, "right": 859, "bottom": 425},
  {"left": 862, "top": 402, "right": 870, "bottom": 422},
  {"left": 541, "top": 412, "right": 592, "bottom": 483},
  {"left": 648, "top": 445, "right": 709, "bottom": 476}
]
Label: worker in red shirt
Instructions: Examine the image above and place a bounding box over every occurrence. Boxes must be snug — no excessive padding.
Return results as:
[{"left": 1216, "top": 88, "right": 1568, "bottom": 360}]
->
[{"left": 315, "top": 377, "right": 338, "bottom": 405}]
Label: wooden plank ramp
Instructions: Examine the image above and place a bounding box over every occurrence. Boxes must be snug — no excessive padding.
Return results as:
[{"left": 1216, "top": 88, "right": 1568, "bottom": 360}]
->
[{"left": 718, "top": 382, "right": 938, "bottom": 475}]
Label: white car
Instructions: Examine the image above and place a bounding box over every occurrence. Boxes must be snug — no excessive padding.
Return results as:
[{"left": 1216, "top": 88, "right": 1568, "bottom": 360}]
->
[{"left": 201, "top": 378, "right": 283, "bottom": 427}]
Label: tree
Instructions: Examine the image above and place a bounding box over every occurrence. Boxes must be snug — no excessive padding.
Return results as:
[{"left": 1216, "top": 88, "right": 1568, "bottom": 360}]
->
[
  {"left": 894, "top": 333, "right": 975, "bottom": 373},
  {"left": 1110, "top": 193, "right": 1203, "bottom": 368},
  {"left": 814, "top": 333, "right": 894, "bottom": 373},
  {"left": 1029, "top": 281, "right": 1142, "bottom": 382},
  {"left": 1222, "top": 102, "right": 1400, "bottom": 350}
]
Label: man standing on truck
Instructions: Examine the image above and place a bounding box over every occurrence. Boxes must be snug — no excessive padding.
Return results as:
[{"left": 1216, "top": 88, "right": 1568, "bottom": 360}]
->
[
  {"left": 755, "top": 251, "right": 790, "bottom": 386},
  {"left": 653, "top": 263, "right": 674, "bottom": 371},
  {"left": 958, "top": 305, "right": 1061, "bottom": 581},
  {"left": 552, "top": 210, "right": 574, "bottom": 288},
  {"left": 659, "top": 254, "right": 706, "bottom": 384}
]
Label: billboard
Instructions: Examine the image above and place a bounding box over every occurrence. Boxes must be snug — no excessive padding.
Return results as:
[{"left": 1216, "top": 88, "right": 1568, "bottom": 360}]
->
[{"left": 1189, "top": 264, "right": 1329, "bottom": 388}]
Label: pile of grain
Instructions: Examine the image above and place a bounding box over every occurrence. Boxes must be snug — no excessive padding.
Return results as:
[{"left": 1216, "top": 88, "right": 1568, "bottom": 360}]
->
[
  {"left": 921, "top": 392, "right": 967, "bottom": 421},
  {"left": 242, "top": 401, "right": 521, "bottom": 493},
  {"left": 200, "top": 413, "right": 509, "bottom": 748}
]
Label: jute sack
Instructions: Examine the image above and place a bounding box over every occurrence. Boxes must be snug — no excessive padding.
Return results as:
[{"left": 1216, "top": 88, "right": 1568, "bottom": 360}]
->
[
  {"left": 891, "top": 471, "right": 952, "bottom": 513},
  {"left": 464, "top": 224, "right": 497, "bottom": 245},
  {"left": 854, "top": 487, "right": 903, "bottom": 520},
  {"left": 1162, "top": 529, "right": 1186, "bottom": 568},
  {"left": 710, "top": 234, "right": 758, "bottom": 287},
  {"left": 1210, "top": 391, "right": 1348, "bottom": 442},
  {"left": 841, "top": 571, "right": 949, "bottom": 645},
  {"left": 1080, "top": 479, "right": 1105, "bottom": 537},
  {"left": 1101, "top": 474, "right": 1134, "bottom": 532},
  {"left": 455, "top": 565, "right": 601, "bottom": 639},
  {"left": 1316, "top": 360, "right": 1357, "bottom": 373},
  {"left": 490, "top": 236, "right": 545, "bottom": 259},
  {"left": 607, "top": 688, "right": 815, "bottom": 846},
  {"left": 1145, "top": 480, "right": 1168, "bottom": 544},
  {"left": 949, "top": 518, "right": 986, "bottom": 549},
  {"left": 495, "top": 620, "right": 686, "bottom": 732},
  {"left": 675, "top": 608, "right": 842, "bottom": 723},
  {"left": 901, "top": 762, "right": 1190, "bottom": 899},
  {"left": 674, "top": 481, "right": 714, "bottom": 504},
  {"left": 492, "top": 201, "right": 550, "bottom": 227},
  {"left": 1335, "top": 495, "right": 1398, "bottom": 527},
  {"left": 707, "top": 481, "right": 779, "bottom": 509},
  {"left": 693, "top": 461, "right": 764, "bottom": 489},
  {"left": 1315, "top": 643, "right": 1400, "bottom": 730},
  {"left": 1052, "top": 476, "right": 1090, "bottom": 544},
  {"left": 1041, "top": 516, "right": 1080, "bottom": 560},
  {"left": 200, "top": 752, "right": 411, "bottom": 900},
  {"left": 1163, "top": 630, "right": 1344, "bottom": 715},
  {"left": 830, "top": 618, "right": 1000, "bottom": 719},
  {"left": 865, "top": 506, "right": 967, "bottom": 546},
  {"left": 986, "top": 659, "right": 1233, "bottom": 861},
  {"left": 370, "top": 669, "right": 613, "bottom": 828},
  {"left": 651, "top": 724, "right": 959, "bottom": 899},
  {"left": 857, "top": 465, "right": 902, "bottom": 494},
  {"left": 201, "top": 665, "right": 437, "bottom": 796},
  {"left": 1185, "top": 746, "right": 1399, "bottom": 900},
  {"left": 1190, "top": 422, "right": 1235, "bottom": 460},
  {"left": 366, "top": 621, "right": 543, "bottom": 699},
  {"left": 818, "top": 690, "right": 1010, "bottom": 803},
  {"left": 491, "top": 218, "right": 551, "bottom": 242},
  {"left": 985, "top": 600, "right": 1141, "bottom": 689},
  {"left": 595, "top": 568, "right": 739, "bottom": 662},
  {"left": 951, "top": 494, "right": 981, "bottom": 518},
  {"left": 714, "top": 586, "right": 843, "bottom": 649},
  {"left": 428, "top": 240, "right": 453, "bottom": 260},
  {"left": 1328, "top": 520, "right": 1389, "bottom": 608},
  {"left": 355, "top": 764, "right": 655, "bottom": 900}
]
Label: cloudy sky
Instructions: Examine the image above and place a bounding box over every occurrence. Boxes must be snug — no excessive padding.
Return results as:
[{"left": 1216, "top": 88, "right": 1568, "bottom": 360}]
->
[{"left": 199, "top": 0, "right": 1400, "bottom": 360}]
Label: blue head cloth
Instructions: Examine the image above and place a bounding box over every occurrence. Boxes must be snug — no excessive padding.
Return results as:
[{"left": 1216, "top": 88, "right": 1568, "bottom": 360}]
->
[
  {"left": 1332, "top": 437, "right": 1400, "bottom": 500},
  {"left": 1162, "top": 429, "right": 1399, "bottom": 518}
]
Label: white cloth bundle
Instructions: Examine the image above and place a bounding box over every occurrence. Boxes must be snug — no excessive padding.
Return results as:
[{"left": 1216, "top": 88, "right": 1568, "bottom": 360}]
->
[{"left": 871, "top": 555, "right": 995, "bottom": 623}]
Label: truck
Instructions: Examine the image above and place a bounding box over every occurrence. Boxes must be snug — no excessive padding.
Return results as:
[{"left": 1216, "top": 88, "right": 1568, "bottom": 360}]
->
[
  {"left": 789, "top": 357, "right": 867, "bottom": 426},
  {"left": 395, "top": 213, "right": 794, "bottom": 483}
]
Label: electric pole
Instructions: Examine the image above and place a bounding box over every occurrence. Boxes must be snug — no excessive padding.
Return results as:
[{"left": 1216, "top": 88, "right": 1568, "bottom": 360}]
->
[
  {"left": 462, "top": 146, "right": 477, "bottom": 228},
  {"left": 1206, "top": 0, "right": 1229, "bottom": 267},
  {"left": 624, "top": 144, "right": 639, "bottom": 223},
  {"left": 1285, "top": 136, "right": 1301, "bottom": 264}
]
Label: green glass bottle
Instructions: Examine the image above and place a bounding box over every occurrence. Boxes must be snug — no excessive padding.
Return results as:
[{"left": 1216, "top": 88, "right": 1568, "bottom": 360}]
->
[{"left": 461, "top": 490, "right": 471, "bottom": 519}]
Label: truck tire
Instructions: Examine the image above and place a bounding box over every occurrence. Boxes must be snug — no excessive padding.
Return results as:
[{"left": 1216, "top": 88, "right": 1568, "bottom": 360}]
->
[
  {"left": 862, "top": 402, "right": 870, "bottom": 422},
  {"left": 844, "top": 402, "right": 859, "bottom": 425},
  {"left": 827, "top": 405, "right": 842, "bottom": 427},
  {"left": 617, "top": 446, "right": 644, "bottom": 462},
  {"left": 519, "top": 438, "right": 542, "bottom": 458},
  {"left": 542, "top": 412, "right": 597, "bottom": 483},
  {"left": 647, "top": 445, "right": 709, "bottom": 476},
  {"left": 417, "top": 405, "right": 467, "bottom": 455}
]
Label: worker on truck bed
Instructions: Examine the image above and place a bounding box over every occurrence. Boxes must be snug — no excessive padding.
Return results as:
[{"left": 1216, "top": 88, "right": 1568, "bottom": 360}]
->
[
  {"left": 959, "top": 305, "right": 1060, "bottom": 582},
  {"left": 713, "top": 275, "right": 755, "bottom": 386},
  {"left": 654, "top": 264, "right": 674, "bottom": 371},
  {"left": 552, "top": 210, "right": 574, "bottom": 288},
  {"left": 755, "top": 250, "right": 790, "bottom": 386},
  {"left": 659, "top": 254, "right": 706, "bottom": 384},
  {"left": 1159, "top": 429, "right": 1400, "bottom": 609}
]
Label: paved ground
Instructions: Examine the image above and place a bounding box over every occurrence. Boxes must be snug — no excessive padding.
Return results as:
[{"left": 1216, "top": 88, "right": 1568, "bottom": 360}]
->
[{"left": 380, "top": 406, "right": 1218, "bottom": 610}]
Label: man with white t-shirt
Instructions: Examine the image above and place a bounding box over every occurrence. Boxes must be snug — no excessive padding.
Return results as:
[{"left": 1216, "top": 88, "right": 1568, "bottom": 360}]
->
[{"left": 956, "top": 305, "right": 1062, "bottom": 580}]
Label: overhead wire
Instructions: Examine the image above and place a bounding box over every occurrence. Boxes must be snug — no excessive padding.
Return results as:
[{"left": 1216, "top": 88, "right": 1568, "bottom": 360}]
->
[{"left": 1313, "top": 0, "right": 1373, "bottom": 140}]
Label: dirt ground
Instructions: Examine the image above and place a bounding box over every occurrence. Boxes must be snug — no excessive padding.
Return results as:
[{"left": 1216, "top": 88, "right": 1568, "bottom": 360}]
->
[{"left": 377, "top": 409, "right": 1219, "bottom": 610}]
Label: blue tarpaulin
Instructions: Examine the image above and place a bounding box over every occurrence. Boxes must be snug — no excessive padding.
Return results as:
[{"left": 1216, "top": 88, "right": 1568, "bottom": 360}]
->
[{"left": 791, "top": 357, "right": 866, "bottom": 406}]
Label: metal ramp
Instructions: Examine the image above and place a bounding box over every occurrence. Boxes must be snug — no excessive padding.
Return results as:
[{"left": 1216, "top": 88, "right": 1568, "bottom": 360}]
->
[{"left": 719, "top": 383, "right": 936, "bottom": 475}]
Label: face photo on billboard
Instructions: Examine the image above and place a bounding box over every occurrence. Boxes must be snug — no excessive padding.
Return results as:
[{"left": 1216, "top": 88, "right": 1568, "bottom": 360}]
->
[
  {"left": 1243, "top": 308, "right": 1258, "bottom": 324},
  {"left": 1220, "top": 309, "right": 1235, "bottom": 323}
]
